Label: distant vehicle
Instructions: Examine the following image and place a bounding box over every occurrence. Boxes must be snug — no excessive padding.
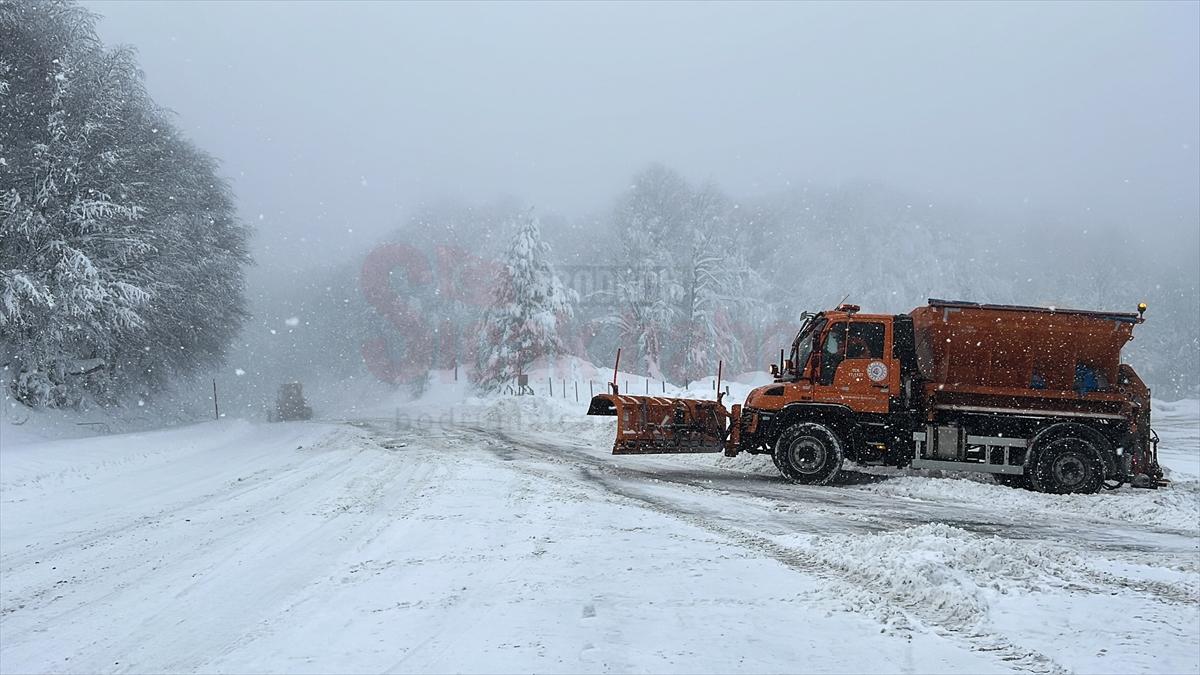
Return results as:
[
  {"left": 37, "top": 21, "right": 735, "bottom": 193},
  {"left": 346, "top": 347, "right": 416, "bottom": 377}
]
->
[
  {"left": 275, "top": 382, "right": 313, "bottom": 421},
  {"left": 588, "top": 299, "right": 1163, "bottom": 494}
]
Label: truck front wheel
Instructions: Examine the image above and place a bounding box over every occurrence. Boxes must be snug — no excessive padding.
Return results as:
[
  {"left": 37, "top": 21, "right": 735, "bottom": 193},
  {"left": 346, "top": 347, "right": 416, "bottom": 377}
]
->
[
  {"left": 1031, "top": 437, "right": 1104, "bottom": 494},
  {"left": 773, "top": 422, "right": 844, "bottom": 485}
]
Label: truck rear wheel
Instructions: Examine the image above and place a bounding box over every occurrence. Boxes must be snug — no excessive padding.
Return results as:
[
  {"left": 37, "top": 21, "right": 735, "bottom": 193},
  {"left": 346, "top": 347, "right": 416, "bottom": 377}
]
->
[
  {"left": 1031, "top": 437, "right": 1104, "bottom": 494},
  {"left": 773, "top": 422, "right": 844, "bottom": 485}
]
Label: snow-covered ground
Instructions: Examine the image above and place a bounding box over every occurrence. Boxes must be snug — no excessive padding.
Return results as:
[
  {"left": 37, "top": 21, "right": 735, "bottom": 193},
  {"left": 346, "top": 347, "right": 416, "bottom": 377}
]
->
[{"left": 2, "top": 384, "right": 1197, "bottom": 674}]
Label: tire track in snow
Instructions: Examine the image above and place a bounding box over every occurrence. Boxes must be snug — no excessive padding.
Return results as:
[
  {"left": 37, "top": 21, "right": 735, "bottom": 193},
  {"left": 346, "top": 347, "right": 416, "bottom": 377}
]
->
[
  {"left": 0, "top": 427, "right": 337, "bottom": 577},
  {"left": 515, "top": 428, "right": 1198, "bottom": 553},
  {"left": 364, "top": 422, "right": 1067, "bottom": 675},
  {"left": 195, "top": 450, "right": 449, "bottom": 672},
  {"left": 0, "top": 426, "right": 444, "bottom": 673},
  {"left": 0, "top": 437, "right": 358, "bottom": 613},
  {"left": 490, "top": 425, "right": 1199, "bottom": 587}
]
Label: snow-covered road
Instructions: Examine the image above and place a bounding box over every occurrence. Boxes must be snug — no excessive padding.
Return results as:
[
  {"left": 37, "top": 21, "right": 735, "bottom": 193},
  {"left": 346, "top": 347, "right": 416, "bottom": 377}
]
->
[{"left": 2, "top": 398, "right": 1197, "bottom": 674}]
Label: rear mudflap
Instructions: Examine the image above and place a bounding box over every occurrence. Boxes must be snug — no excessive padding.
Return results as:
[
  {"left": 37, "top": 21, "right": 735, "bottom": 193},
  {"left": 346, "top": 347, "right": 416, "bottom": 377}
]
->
[{"left": 1122, "top": 427, "right": 1168, "bottom": 489}]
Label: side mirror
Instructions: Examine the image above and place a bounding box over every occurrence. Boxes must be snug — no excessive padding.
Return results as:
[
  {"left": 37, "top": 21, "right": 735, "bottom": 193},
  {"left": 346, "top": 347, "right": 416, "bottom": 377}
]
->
[
  {"left": 784, "top": 359, "right": 794, "bottom": 372},
  {"left": 769, "top": 364, "right": 780, "bottom": 377}
]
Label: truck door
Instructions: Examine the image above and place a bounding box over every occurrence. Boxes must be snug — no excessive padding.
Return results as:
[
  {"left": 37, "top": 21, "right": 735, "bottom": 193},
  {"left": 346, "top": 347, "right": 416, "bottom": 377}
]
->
[{"left": 814, "top": 320, "right": 893, "bottom": 414}]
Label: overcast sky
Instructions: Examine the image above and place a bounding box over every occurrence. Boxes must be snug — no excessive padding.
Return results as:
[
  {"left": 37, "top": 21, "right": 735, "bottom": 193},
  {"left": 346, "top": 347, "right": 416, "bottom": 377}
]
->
[{"left": 85, "top": 0, "right": 1199, "bottom": 263}]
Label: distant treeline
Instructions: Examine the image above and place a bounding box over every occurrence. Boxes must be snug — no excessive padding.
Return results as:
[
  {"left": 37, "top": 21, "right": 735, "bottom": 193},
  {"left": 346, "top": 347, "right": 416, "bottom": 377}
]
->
[{"left": 246, "top": 165, "right": 1198, "bottom": 400}]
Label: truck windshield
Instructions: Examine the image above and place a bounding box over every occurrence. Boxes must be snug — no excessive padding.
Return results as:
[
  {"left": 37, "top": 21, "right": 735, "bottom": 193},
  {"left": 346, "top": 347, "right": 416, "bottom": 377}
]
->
[{"left": 788, "top": 315, "right": 825, "bottom": 380}]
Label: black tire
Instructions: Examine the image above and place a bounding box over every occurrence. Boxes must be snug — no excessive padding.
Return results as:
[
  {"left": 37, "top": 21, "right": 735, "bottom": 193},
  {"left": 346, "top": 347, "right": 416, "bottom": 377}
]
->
[
  {"left": 1030, "top": 437, "right": 1104, "bottom": 494},
  {"left": 773, "top": 422, "right": 844, "bottom": 485}
]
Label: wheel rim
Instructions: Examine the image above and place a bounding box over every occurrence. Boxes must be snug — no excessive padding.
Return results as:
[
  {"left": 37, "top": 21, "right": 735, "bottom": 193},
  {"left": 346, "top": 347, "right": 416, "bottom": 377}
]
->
[
  {"left": 1051, "top": 453, "right": 1087, "bottom": 490},
  {"left": 786, "top": 436, "right": 827, "bottom": 474}
]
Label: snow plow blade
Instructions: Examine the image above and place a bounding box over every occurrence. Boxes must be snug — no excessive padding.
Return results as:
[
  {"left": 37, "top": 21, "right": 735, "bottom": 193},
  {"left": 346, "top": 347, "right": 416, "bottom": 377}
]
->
[{"left": 586, "top": 393, "right": 728, "bottom": 454}]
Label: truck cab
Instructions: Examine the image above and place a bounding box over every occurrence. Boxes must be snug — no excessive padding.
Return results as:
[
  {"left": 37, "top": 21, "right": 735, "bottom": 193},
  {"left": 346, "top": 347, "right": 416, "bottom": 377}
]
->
[
  {"left": 736, "top": 305, "right": 915, "bottom": 464},
  {"left": 767, "top": 304, "right": 906, "bottom": 414}
]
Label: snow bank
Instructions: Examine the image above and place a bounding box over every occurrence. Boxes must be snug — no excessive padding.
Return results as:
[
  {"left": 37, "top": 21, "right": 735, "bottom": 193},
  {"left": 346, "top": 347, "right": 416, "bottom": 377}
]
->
[
  {"left": 492, "top": 354, "right": 768, "bottom": 405},
  {"left": 852, "top": 475, "right": 1199, "bottom": 531},
  {"left": 463, "top": 394, "right": 612, "bottom": 443},
  {"left": 783, "top": 523, "right": 1083, "bottom": 626},
  {"left": 339, "top": 355, "right": 765, "bottom": 451},
  {"left": 0, "top": 400, "right": 186, "bottom": 446},
  {"left": 1153, "top": 398, "right": 1200, "bottom": 481},
  {"left": 767, "top": 519, "right": 1197, "bottom": 673},
  {"left": 708, "top": 454, "right": 1199, "bottom": 533},
  {"left": 1, "top": 418, "right": 296, "bottom": 490}
]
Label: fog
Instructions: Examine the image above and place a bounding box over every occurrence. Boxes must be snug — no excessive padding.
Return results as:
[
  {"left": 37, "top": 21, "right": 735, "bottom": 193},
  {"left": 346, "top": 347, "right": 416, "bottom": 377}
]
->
[
  {"left": 86, "top": 1, "right": 1199, "bottom": 263},
  {"left": 20, "top": 0, "right": 1185, "bottom": 408}
]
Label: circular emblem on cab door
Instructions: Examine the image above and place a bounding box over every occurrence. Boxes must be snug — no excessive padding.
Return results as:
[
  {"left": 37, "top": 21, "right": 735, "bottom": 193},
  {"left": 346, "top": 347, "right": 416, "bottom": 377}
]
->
[{"left": 867, "top": 361, "right": 888, "bottom": 383}]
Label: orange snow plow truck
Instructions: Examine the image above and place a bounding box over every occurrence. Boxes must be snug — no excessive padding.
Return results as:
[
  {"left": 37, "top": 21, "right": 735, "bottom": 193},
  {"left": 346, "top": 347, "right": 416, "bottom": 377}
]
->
[{"left": 587, "top": 299, "right": 1164, "bottom": 493}]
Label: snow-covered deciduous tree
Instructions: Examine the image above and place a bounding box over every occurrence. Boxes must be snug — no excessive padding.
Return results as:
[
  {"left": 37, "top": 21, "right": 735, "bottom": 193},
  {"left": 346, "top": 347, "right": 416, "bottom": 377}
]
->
[
  {"left": 474, "top": 212, "right": 576, "bottom": 389},
  {"left": 677, "top": 230, "right": 758, "bottom": 384},
  {"left": 607, "top": 165, "right": 690, "bottom": 379},
  {"left": 602, "top": 168, "right": 758, "bottom": 382},
  {"left": 611, "top": 223, "right": 676, "bottom": 380},
  {"left": 0, "top": 0, "right": 250, "bottom": 407}
]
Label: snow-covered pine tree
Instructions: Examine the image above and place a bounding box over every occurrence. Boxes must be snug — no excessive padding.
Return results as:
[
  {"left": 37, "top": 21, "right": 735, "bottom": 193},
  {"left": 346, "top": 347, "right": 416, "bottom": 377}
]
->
[{"left": 475, "top": 212, "right": 576, "bottom": 389}]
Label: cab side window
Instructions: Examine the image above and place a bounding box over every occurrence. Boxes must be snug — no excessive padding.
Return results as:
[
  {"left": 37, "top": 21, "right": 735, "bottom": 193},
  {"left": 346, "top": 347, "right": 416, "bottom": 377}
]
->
[
  {"left": 819, "top": 323, "right": 847, "bottom": 385},
  {"left": 845, "top": 322, "right": 885, "bottom": 359}
]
